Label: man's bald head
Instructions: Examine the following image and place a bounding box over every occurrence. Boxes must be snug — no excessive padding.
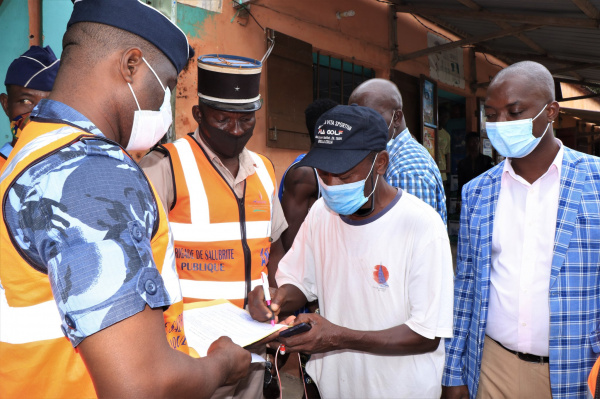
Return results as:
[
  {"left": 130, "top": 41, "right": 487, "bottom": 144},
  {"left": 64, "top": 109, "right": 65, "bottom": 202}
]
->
[
  {"left": 349, "top": 78, "right": 403, "bottom": 110},
  {"left": 489, "top": 61, "right": 555, "bottom": 103},
  {"left": 349, "top": 78, "right": 406, "bottom": 139}
]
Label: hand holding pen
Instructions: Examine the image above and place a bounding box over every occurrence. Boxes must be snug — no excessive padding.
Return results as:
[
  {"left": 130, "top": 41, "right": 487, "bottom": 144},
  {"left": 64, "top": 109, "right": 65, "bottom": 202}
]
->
[{"left": 261, "top": 272, "right": 276, "bottom": 326}]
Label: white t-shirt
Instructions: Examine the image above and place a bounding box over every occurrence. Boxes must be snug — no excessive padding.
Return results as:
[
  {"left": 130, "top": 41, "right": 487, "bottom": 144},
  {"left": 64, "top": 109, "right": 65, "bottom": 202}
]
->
[{"left": 277, "top": 190, "right": 454, "bottom": 399}]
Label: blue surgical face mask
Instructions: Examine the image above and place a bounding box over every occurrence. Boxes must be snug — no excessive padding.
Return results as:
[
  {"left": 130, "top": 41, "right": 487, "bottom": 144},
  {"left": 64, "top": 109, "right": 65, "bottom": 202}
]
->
[
  {"left": 317, "top": 155, "right": 380, "bottom": 215},
  {"left": 486, "top": 104, "right": 551, "bottom": 158}
]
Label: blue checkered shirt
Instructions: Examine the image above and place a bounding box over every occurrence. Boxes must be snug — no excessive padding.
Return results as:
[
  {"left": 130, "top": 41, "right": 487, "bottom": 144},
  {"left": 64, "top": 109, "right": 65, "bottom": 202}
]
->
[
  {"left": 385, "top": 128, "right": 447, "bottom": 224},
  {"left": 443, "top": 146, "right": 600, "bottom": 398}
]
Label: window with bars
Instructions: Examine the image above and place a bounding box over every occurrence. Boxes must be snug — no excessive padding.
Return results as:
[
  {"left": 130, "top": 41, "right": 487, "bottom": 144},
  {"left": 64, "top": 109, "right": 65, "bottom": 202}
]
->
[
  {"left": 265, "top": 30, "right": 377, "bottom": 150},
  {"left": 313, "top": 53, "right": 375, "bottom": 104}
]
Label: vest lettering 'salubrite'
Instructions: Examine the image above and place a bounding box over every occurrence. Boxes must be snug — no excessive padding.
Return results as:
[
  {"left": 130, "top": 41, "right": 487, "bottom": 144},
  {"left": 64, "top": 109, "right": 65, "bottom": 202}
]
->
[
  {"left": 0, "top": 121, "right": 187, "bottom": 397},
  {"left": 163, "top": 135, "right": 275, "bottom": 308}
]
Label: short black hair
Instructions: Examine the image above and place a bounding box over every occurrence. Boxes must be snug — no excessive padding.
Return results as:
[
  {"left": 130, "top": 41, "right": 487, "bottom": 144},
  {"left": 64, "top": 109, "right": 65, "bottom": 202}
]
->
[
  {"left": 305, "top": 98, "right": 338, "bottom": 145},
  {"left": 62, "top": 22, "right": 164, "bottom": 70}
]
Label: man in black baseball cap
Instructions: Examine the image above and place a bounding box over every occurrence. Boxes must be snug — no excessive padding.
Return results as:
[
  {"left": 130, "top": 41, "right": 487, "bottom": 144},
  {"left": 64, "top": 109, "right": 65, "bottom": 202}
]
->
[
  {"left": 297, "top": 104, "right": 393, "bottom": 217},
  {"left": 248, "top": 104, "right": 454, "bottom": 398},
  {"left": 0, "top": 0, "right": 250, "bottom": 397}
]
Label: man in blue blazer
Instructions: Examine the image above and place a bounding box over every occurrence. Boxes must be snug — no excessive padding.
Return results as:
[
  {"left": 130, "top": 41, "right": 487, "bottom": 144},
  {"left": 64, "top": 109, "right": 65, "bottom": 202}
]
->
[{"left": 442, "top": 61, "right": 600, "bottom": 399}]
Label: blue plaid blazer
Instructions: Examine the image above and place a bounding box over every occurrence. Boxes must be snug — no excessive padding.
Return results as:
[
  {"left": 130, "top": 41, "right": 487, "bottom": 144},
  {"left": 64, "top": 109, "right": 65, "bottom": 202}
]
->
[{"left": 443, "top": 146, "right": 600, "bottom": 399}]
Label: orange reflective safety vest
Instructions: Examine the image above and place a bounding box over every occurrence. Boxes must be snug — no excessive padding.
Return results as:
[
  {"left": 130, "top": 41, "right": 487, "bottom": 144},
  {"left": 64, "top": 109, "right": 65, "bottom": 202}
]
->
[
  {"left": 0, "top": 121, "right": 187, "bottom": 398},
  {"left": 160, "top": 134, "right": 276, "bottom": 308}
]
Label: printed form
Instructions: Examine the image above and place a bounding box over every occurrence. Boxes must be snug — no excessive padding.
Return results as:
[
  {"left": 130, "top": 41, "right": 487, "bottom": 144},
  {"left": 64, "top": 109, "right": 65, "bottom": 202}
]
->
[{"left": 183, "top": 299, "right": 287, "bottom": 362}]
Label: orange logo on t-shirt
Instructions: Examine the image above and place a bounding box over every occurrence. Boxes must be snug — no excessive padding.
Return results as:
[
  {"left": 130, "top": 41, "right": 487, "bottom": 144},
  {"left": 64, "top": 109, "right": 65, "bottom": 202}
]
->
[{"left": 373, "top": 264, "right": 389, "bottom": 287}]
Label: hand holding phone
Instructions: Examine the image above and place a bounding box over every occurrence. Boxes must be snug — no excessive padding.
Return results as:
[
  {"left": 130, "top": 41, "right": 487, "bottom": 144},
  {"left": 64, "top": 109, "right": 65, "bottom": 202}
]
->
[{"left": 279, "top": 322, "right": 312, "bottom": 338}]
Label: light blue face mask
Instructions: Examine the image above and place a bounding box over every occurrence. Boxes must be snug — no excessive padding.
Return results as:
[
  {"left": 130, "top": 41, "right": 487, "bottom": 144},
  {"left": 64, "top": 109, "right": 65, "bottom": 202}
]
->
[
  {"left": 486, "top": 104, "right": 551, "bottom": 158},
  {"left": 318, "top": 155, "right": 379, "bottom": 215}
]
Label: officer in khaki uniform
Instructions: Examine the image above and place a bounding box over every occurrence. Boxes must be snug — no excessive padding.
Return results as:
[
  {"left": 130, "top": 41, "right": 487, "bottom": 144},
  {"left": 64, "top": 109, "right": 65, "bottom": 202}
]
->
[{"left": 141, "top": 54, "right": 287, "bottom": 399}]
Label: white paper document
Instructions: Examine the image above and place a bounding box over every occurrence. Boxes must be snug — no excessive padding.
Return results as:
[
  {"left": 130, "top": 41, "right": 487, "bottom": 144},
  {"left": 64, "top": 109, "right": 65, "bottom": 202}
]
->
[{"left": 183, "top": 300, "right": 286, "bottom": 359}]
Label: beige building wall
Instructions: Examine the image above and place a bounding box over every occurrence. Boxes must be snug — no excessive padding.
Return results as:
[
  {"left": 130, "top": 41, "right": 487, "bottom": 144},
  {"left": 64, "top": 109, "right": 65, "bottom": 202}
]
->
[{"left": 174, "top": 0, "right": 507, "bottom": 180}]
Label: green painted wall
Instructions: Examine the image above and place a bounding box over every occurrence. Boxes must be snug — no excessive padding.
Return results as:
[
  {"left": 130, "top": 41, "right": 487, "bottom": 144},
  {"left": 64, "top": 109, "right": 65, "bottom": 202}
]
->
[
  {"left": 0, "top": 0, "right": 30, "bottom": 146},
  {"left": 42, "top": 0, "right": 72, "bottom": 56},
  {"left": 177, "top": 3, "right": 215, "bottom": 38},
  {"left": 0, "top": 0, "right": 72, "bottom": 147}
]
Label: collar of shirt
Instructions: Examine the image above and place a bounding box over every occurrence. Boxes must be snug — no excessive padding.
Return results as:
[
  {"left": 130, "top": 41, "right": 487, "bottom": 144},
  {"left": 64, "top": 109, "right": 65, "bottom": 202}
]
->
[
  {"left": 0, "top": 142, "right": 13, "bottom": 158},
  {"left": 30, "top": 99, "right": 104, "bottom": 137},
  {"left": 502, "top": 140, "right": 564, "bottom": 187},
  {"left": 192, "top": 127, "right": 257, "bottom": 187},
  {"left": 387, "top": 127, "right": 411, "bottom": 153}
]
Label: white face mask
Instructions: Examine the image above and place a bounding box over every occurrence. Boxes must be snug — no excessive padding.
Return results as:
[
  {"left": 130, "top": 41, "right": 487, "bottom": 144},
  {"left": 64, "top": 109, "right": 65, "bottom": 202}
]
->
[{"left": 126, "top": 57, "right": 173, "bottom": 151}]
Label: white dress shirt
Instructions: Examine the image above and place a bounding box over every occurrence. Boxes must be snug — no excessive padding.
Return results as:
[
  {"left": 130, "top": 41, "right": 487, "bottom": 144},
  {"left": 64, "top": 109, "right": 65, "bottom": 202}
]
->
[{"left": 486, "top": 143, "right": 563, "bottom": 356}]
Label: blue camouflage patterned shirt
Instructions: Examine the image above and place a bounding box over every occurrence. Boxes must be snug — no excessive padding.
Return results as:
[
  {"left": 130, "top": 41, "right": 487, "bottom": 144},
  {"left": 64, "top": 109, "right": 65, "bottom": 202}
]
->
[
  {"left": 3, "top": 99, "right": 172, "bottom": 347},
  {"left": 385, "top": 128, "right": 447, "bottom": 225}
]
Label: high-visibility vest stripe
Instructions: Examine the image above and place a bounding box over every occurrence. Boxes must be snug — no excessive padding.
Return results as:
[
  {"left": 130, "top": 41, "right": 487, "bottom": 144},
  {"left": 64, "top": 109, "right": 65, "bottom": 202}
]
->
[
  {"left": 161, "top": 226, "right": 183, "bottom": 304},
  {"left": 171, "top": 221, "right": 273, "bottom": 242},
  {"left": 0, "top": 126, "right": 80, "bottom": 182},
  {"left": 0, "top": 291, "right": 63, "bottom": 344},
  {"left": 180, "top": 278, "right": 262, "bottom": 300}
]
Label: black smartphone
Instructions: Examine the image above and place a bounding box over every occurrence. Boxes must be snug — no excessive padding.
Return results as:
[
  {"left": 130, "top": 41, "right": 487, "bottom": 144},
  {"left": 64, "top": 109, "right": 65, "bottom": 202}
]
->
[{"left": 279, "top": 322, "right": 312, "bottom": 338}]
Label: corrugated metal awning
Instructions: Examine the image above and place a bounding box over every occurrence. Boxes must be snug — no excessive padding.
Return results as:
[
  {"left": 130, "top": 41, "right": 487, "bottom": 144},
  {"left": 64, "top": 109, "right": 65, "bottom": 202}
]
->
[
  {"left": 385, "top": 0, "right": 600, "bottom": 91},
  {"left": 561, "top": 107, "right": 600, "bottom": 124}
]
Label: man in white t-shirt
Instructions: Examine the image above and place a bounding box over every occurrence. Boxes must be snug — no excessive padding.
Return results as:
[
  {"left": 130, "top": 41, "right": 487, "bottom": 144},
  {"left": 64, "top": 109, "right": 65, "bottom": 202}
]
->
[{"left": 248, "top": 104, "right": 454, "bottom": 399}]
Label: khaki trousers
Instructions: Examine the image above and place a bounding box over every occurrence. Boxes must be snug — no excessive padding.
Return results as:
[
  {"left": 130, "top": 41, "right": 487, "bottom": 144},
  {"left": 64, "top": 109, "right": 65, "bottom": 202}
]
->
[
  {"left": 476, "top": 336, "right": 552, "bottom": 399},
  {"left": 211, "top": 346, "right": 266, "bottom": 399}
]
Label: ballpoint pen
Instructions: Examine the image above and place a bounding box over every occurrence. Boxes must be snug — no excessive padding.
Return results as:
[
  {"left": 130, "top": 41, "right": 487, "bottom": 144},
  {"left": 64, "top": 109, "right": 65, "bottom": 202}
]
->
[{"left": 261, "top": 272, "right": 275, "bottom": 326}]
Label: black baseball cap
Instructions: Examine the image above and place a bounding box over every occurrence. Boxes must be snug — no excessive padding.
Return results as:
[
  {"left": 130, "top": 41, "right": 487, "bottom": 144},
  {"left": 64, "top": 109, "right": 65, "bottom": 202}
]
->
[{"left": 297, "top": 104, "right": 388, "bottom": 174}]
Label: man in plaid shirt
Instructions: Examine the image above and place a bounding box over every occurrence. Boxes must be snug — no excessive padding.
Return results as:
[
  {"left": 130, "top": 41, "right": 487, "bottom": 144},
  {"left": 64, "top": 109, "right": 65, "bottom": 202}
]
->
[
  {"left": 442, "top": 61, "right": 600, "bottom": 399},
  {"left": 349, "top": 79, "right": 447, "bottom": 225}
]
